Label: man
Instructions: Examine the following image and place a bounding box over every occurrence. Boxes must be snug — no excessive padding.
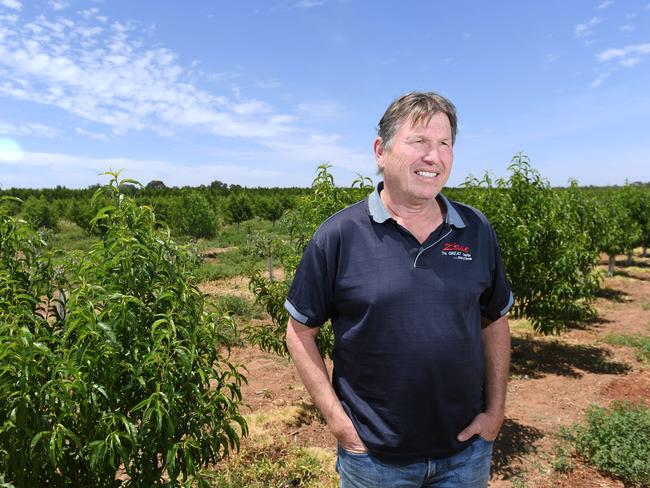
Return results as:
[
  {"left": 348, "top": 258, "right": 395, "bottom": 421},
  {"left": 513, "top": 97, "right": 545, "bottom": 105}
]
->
[{"left": 284, "top": 91, "right": 513, "bottom": 487}]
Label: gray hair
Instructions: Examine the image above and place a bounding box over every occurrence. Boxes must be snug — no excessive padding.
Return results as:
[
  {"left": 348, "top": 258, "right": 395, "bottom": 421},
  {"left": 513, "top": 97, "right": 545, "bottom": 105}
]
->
[{"left": 377, "top": 91, "right": 458, "bottom": 150}]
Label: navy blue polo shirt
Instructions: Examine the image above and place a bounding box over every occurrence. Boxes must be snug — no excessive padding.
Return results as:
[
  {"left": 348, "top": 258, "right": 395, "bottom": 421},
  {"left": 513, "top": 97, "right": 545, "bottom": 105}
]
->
[{"left": 284, "top": 183, "right": 513, "bottom": 462}]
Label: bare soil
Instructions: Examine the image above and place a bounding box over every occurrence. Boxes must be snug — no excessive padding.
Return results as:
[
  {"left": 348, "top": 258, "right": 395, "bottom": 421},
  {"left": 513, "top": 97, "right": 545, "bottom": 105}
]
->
[
  {"left": 209, "top": 253, "right": 650, "bottom": 487},
  {"left": 199, "top": 275, "right": 255, "bottom": 300}
]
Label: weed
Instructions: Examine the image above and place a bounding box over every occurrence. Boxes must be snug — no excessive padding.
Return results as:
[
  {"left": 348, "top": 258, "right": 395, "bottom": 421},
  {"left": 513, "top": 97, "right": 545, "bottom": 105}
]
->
[
  {"left": 210, "top": 445, "right": 334, "bottom": 487},
  {"left": 574, "top": 401, "right": 650, "bottom": 487},
  {"left": 551, "top": 444, "right": 574, "bottom": 473},
  {"left": 209, "top": 405, "right": 337, "bottom": 487},
  {"left": 511, "top": 476, "right": 527, "bottom": 488},
  {"left": 213, "top": 294, "right": 266, "bottom": 321}
]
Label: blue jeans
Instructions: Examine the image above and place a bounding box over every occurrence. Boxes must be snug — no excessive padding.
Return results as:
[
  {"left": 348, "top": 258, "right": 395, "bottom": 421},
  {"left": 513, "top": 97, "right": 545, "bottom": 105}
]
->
[{"left": 336, "top": 437, "right": 494, "bottom": 488}]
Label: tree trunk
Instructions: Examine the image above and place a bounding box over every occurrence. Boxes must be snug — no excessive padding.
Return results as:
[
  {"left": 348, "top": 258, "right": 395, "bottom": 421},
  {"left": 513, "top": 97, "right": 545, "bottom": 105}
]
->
[
  {"left": 626, "top": 251, "right": 633, "bottom": 266},
  {"left": 268, "top": 254, "right": 274, "bottom": 282},
  {"left": 643, "top": 246, "right": 648, "bottom": 257},
  {"left": 607, "top": 253, "right": 616, "bottom": 276}
]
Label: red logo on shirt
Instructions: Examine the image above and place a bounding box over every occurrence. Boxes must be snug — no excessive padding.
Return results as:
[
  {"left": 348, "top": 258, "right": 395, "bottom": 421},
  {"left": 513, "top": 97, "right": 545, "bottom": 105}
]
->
[
  {"left": 442, "top": 242, "right": 470, "bottom": 253},
  {"left": 442, "top": 242, "right": 472, "bottom": 261}
]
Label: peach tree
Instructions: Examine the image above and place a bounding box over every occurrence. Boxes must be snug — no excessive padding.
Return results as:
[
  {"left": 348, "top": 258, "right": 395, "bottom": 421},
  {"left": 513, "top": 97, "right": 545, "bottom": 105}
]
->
[
  {"left": 0, "top": 174, "right": 246, "bottom": 487},
  {"left": 246, "top": 164, "right": 372, "bottom": 358},
  {"left": 462, "top": 154, "right": 601, "bottom": 334}
]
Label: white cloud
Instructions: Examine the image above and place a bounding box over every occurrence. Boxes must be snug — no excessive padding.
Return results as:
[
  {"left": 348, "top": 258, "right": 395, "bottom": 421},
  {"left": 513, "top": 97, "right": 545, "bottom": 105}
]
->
[
  {"left": 48, "top": 0, "right": 69, "bottom": 11},
  {"left": 595, "top": 1, "right": 612, "bottom": 9},
  {"left": 295, "top": 0, "right": 326, "bottom": 8},
  {"left": 260, "top": 136, "right": 371, "bottom": 175},
  {"left": 0, "top": 10, "right": 298, "bottom": 140},
  {"left": 597, "top": 43, "right": 650, "bottom": 66},
  {"left": 308, "top": 132, "right": 341, "bottom": 144},
  {"left": 0, "top": 119, "right": 59, "bottom": 138},
  {"left": 619, "top": 24, "right": 634, "bottom": 32},
  {"left": 297, "top": 100, "right": 347, "bottom": 119},
  {"left": 0, "top": 5, "right": 369, "bottom": 188},
  {"left": 591, "top": 72, "right": 610, "bottom": 87},
  {"left": 0, "top": 149, "right": 318, "bottom": 188},
  {"left": 620, "top": 57, "right": 640, "bottom": 67},
  {"left": 75, "top": 127, "right": 111, "bottom": 141},
  {"left": 230, "top": 99, "right": 273, "bottom": 115},
  {"left": 574, "top": 17, "right": 600, "bottom": 37},
  {"left": 0, "top": 0, "right": 21, "bottom": 10}
]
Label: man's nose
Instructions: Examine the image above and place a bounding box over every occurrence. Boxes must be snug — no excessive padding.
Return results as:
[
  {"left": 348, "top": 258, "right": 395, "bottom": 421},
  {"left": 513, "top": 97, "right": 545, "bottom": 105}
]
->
[{"left": 422, "top": 145, "right": 442, "bottom": 163}]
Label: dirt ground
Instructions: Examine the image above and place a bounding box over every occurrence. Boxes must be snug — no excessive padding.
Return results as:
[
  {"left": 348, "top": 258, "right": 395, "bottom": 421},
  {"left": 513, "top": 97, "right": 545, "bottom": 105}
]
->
[{"left": 210, "top": 253, "right": 650, "bottom": 487}]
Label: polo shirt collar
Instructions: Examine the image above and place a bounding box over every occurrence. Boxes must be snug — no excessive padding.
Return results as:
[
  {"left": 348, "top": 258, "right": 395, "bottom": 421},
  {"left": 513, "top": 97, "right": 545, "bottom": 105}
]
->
[{"left": 368, "top": 182, "right": 466, "bottom": 228}]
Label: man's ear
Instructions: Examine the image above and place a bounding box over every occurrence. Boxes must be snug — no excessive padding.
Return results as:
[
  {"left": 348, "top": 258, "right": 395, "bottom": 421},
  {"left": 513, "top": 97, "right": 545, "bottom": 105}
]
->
[{"left": 373, "top": 137, "right": 385, "bottom": 170}]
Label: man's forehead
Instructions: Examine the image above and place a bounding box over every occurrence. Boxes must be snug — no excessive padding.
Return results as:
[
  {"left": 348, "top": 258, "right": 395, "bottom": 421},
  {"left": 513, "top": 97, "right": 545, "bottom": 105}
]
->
[{"left": 401, "top": 112, "right": 451, "bottom": 132}]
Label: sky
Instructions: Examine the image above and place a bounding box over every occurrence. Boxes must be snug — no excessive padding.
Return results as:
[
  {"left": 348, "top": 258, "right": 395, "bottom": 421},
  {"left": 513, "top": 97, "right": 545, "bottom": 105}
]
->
[{"left": 0, "top": 0, "right": 649, "bottom": 189}]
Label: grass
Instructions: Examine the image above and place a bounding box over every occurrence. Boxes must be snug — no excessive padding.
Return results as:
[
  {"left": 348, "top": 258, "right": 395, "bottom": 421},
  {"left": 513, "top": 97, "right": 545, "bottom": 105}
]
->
[
  {"left": 602, "top": 333, "right": 650, "bottom": 363},
  {"left": 212, "top": 294, "right": 266, "bottom": 321},
  {"left": 47, "top": 219, "right": 98, "bottom": 251},
  {"left": 195, "top": 247, "right": 253, "bottom": 281},
  {"left": 197, "top": 218, "right": 288, "bottom": 248},
  {"left": 192, "top": 219, "right": 290, "bottom": 281},
  {"left": 509, "top": 318, "right": 533, "bottom": 333},
  {"left": 208, "top": 444, "right": 333, "bottom": 488}
]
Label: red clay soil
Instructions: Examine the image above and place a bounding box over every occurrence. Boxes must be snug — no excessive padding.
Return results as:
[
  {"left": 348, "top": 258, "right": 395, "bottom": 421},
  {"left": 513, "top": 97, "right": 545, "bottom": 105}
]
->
[{"left": 212, "top": 254, "right": 650, "bottom": 488}]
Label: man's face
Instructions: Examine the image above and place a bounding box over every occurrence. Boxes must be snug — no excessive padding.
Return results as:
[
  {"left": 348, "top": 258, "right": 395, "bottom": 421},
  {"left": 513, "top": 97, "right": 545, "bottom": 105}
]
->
[{"left": 374, "top": 112, "right": 453, "bottom": 206}]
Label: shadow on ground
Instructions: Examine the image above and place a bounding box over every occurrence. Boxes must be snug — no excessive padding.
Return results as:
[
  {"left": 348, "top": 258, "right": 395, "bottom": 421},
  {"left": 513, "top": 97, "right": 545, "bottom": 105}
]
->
[
  {"left": 565, "top": 315, "right": 613, "bottom": 332},
  {"left": 491, "top": 418, "right": 544, "bottom": 480},
  {"left": 511, "top": 336, "right": 631, "bottom": 379},
  {"left": 615, "top": 269, "right": 650, "bottom": 282},
  {"left": 615, "top": 257, "right": 650, "bottom": 269},
  {"left": 596, "top": 286, "right": 630, "bottom": 302}
]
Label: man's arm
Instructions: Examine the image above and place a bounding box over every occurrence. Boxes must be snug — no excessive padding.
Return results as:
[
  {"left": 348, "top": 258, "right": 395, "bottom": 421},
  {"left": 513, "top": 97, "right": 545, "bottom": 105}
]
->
[
  {"left": 457, "top": 314, "right": 510, "bottom": 442},
  {"left": 286, "top": 317, "right": 367, "bottom": 452}
]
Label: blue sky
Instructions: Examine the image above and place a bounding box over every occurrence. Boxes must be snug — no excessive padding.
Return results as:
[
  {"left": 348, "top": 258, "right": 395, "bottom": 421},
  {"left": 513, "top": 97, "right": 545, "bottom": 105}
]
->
[{"left": 0, "top": 0, "right": 649, "bottom": 189}]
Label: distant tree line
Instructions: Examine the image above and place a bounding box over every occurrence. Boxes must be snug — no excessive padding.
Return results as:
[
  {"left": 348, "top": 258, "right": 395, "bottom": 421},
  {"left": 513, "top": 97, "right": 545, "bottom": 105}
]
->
[
  {"left": 0, "top": 179, "right": 315, "bottom": 240},
  {"left": 1, "top": 171, "right": 649, "bottom": 273}
]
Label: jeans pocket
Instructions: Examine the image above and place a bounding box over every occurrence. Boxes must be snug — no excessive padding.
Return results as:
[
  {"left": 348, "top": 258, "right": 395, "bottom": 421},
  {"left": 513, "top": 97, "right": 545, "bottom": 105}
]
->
[{"left": 338, "top": 444, "right": 370, "bottom": 457}]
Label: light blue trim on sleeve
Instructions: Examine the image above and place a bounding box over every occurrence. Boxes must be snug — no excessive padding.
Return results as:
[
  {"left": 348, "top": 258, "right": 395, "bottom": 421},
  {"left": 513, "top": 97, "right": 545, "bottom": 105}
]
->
[
  {"left": 500, "top": 291, "right": 515, "bottom": 316},
  {"left": 284, "top": 299, "right": 311, "bottom": 325}
]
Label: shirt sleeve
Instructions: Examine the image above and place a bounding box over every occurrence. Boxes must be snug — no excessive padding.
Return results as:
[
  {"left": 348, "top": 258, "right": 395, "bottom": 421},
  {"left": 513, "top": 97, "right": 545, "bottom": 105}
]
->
[
  {"left": 284, "top": 237, "right": 334, "bottom": 328},
  {"left": 479, "top": 223, "right": 514, "bottom": 323}
]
